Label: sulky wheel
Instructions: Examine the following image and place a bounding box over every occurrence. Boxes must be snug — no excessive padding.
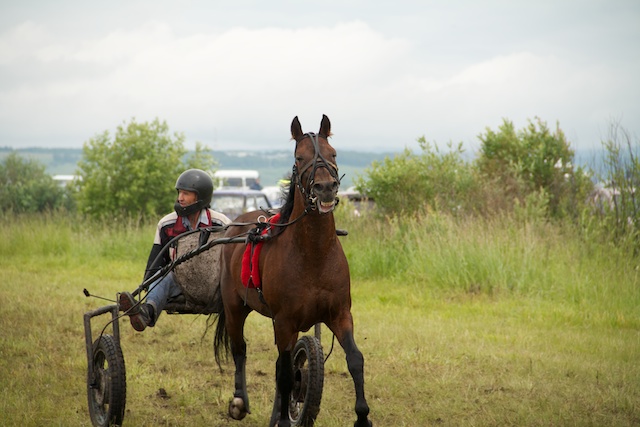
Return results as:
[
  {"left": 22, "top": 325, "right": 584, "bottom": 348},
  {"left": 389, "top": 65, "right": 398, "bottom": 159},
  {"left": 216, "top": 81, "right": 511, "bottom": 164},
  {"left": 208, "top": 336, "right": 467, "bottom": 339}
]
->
[
  {"left": 280, "top": 335, "right": 325, "bottom": 426},
  {"left": 87, "top": 334, "right": 126, "bottom": 427},
  {"left": 289, "top": 335, "right": 324, "bottom": 426}
]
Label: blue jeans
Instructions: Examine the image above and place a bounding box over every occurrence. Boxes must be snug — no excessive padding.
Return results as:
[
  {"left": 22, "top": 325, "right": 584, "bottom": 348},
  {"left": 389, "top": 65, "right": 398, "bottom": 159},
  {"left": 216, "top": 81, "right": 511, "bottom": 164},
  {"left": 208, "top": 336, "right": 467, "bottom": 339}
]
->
[{"left": 146, "top": 271, "right": 182, "bottom": 325}]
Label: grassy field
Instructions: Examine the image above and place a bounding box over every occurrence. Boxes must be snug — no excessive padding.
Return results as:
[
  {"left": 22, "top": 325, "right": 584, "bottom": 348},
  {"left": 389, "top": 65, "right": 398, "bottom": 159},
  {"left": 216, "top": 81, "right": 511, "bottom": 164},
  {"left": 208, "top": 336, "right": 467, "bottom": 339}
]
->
[{"left": 0, "top": 212, "right": 638, "bottom": 426}]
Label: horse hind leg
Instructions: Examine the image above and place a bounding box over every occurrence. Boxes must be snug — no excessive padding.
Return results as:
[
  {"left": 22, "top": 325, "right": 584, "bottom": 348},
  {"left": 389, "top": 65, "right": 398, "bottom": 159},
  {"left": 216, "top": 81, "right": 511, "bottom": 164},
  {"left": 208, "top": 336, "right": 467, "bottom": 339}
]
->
[
  {"left": 223, "top": 304, "right": 252, "bottom": 420},
  {"left": 340, "top": 330, "right": 372, "bottom": 427},
  {"left": 228, "top": 345, "right": 250, "bottom": 420}
]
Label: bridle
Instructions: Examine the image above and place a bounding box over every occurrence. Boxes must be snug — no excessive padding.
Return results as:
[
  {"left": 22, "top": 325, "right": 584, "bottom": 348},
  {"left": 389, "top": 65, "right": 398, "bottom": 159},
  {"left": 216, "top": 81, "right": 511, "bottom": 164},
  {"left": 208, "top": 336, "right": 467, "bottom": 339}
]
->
[
  {"left": 292, "top": 132, "right": 342, "bottom": 212},
  {"left": 223, "top": 132, "right": 343, "bottom": 232}
]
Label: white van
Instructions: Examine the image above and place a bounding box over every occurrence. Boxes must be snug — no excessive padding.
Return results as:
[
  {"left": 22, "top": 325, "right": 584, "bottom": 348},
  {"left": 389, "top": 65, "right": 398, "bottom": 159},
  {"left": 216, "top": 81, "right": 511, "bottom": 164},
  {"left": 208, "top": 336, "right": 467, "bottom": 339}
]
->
[
  {"left": 52, "top": 174, "right": 81, "bottom": 188},
  {"left": 213, "top": 170, "right": 260, "bottom": 190}
]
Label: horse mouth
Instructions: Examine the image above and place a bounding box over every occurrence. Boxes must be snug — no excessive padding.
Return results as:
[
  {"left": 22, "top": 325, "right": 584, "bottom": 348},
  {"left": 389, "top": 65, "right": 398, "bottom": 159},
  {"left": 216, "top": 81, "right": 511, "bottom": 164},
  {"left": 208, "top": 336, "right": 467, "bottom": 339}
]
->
[{"left": 318, "top": 199, "right": 336, "bottom": 214}]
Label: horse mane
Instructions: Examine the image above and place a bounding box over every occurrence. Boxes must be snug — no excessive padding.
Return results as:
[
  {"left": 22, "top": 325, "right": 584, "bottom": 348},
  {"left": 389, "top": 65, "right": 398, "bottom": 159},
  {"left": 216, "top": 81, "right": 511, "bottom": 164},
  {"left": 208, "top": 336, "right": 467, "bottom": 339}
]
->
[{"left": 277, "top": 174, "right": 296, "bottom": 225}]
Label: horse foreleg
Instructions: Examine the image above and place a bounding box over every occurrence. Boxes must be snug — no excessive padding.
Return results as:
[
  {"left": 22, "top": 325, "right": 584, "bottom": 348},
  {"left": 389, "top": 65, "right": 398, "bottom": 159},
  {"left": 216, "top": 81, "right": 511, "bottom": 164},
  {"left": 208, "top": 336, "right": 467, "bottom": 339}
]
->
[
  {"left": 341, "top": 330, "right": 372, "bottom": 427},
  {"left": 272, "top": 350, "right": 293, "bottom": 427},
  {"left": 270, "top": 326, "right": 298, "bottom": 427}
]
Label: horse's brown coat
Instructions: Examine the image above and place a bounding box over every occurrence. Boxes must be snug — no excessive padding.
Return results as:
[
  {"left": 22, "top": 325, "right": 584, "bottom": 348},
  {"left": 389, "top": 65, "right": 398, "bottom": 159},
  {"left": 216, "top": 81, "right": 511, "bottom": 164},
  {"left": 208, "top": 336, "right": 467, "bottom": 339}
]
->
[{"left": 214, "top": 115, "right": 372, "bottom": 427}]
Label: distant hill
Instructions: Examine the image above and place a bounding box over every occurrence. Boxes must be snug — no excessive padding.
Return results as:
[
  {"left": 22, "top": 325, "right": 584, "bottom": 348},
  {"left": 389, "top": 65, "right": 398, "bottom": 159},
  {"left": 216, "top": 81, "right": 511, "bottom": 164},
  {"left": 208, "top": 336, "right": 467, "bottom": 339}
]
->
[
  {"left": 0, "top": 147, "right": 83, "bottom": 177},
  {"left": 0, "top": 147, "right": 399, "bottom": 188},
  {"left": 209, "top": 149, "right": 402, "bottom": 187},
  {"left": 0, "top": 146, "right": 610, "bottom": 187}
]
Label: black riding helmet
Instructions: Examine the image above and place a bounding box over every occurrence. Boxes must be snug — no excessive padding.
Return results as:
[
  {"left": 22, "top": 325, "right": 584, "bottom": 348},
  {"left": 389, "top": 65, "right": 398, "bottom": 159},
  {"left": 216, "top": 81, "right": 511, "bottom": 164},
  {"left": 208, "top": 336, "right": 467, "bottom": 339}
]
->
[{"left": 173, "top": 169, "right": 213, "bottom": 217}]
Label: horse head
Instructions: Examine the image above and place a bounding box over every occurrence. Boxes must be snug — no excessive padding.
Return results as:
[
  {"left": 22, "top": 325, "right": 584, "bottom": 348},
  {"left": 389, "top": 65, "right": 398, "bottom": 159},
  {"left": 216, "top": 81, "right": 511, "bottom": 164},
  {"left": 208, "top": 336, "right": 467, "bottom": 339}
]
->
[{"left": 290, "top": 115, "right": 341, "bottom": 214}]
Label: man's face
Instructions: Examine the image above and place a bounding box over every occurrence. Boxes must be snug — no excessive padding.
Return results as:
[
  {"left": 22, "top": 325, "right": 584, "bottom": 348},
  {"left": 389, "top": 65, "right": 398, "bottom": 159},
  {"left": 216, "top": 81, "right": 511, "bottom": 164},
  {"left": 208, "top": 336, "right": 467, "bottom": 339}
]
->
[{"left": 177, "top": 189, "right": 198, "bottom": 207}]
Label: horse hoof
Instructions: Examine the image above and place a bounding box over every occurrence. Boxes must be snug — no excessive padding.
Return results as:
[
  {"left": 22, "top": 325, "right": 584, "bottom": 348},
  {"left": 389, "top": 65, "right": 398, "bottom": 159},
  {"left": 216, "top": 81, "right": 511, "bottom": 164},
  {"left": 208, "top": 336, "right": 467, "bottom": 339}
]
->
[{"left": 229, "top": 397, "right": 248, "bottom": 420}]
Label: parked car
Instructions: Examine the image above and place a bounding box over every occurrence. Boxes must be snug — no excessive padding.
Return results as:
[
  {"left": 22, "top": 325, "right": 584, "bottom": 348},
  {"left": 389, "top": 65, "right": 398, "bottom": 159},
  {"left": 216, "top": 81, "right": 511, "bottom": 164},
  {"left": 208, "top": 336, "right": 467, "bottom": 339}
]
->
[
  {"left": 210, "top": 189, "right": 273, "bottom": 220},
  {"left": 212, "top": 169, "right": 260, "bottom": 190}
]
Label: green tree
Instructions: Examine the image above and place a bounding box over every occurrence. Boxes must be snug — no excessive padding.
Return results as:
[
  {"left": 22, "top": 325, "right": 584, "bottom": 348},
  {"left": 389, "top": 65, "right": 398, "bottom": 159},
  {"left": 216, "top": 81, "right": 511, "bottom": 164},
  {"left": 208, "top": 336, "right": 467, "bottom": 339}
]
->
[
  {"left": 476, "top": 117, "right": 591, "bottom": 218},
  {"left": 185, "top": 141, "right": 218, "bottom": 171},
  {"left": 355, "top": 139, "right": 475, "bottom": 217},
  {"left": 0, "top": 152, "right": 69, "bottom": 213},
  {"left": 76, "top": 118, "right": 217, "bottom": 220},
  {"left": 356, "top": 148, "right": 428, "bottom": 216}
]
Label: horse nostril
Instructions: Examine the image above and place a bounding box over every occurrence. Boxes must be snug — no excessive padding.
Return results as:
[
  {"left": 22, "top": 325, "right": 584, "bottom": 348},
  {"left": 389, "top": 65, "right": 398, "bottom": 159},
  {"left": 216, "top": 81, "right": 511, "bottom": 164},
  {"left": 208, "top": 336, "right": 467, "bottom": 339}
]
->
[
  {"left": 313, "top": 183, "right": 324, "bottom": 194},
  {"left": 313, "top": 181, "right": 336, "bottom": 195}
]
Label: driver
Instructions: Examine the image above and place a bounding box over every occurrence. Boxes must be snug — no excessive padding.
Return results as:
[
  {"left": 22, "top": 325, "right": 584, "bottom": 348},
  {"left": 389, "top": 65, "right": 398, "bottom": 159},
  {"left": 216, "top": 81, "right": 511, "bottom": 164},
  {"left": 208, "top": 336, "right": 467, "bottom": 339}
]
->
[{"left": 119, "top": 169, "right": 231, "bottom": 331}]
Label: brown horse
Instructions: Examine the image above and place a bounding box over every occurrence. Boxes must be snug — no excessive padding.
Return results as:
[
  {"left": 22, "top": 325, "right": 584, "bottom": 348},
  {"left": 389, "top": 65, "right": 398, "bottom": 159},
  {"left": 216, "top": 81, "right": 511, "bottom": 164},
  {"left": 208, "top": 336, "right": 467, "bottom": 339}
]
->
[{"left": 213, "top": 115, "right": 372, "bottom": 427}]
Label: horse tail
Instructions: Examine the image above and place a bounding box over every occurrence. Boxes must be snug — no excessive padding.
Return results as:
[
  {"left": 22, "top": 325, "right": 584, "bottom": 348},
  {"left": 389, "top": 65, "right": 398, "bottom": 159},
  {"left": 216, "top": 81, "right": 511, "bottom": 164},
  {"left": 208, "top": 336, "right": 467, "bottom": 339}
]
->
[{"left": 211, "top": 288, "right": 230, "bottom": 368}]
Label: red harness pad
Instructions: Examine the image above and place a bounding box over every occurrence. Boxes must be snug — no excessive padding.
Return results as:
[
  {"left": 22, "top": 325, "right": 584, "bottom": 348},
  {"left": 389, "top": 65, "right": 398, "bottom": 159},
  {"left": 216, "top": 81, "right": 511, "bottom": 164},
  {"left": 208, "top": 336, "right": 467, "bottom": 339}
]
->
[{"left": 241, "top": 213, "right": 280, "bottom": 288}]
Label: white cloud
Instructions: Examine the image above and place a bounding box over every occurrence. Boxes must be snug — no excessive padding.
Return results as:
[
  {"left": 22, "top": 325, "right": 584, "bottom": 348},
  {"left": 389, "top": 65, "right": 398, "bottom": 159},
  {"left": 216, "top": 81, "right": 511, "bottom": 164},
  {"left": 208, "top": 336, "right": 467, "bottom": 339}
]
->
[
  {"left": 0, "top": 21, "right": 55, "bottom": 66},
  {"left": 0, "top": 2, "right": 638, "bottom": 152},
  {"left": 1, "top": 20, "right": 416, "bottom": 149}
]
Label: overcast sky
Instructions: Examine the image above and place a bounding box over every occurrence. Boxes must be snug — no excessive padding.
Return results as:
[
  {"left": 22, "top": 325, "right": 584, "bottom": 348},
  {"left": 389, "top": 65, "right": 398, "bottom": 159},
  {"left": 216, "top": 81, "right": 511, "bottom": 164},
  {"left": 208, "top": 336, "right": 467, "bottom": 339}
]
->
[{"left": 1, "top": 1, "right": 638, "bottom": 154}]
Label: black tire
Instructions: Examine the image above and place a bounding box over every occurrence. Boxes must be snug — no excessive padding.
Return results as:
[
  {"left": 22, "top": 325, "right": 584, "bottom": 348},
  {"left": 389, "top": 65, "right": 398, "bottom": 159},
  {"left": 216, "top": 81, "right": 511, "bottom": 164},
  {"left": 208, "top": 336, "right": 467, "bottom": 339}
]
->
[
  {"left": 87, "top": 334, "right": 126, "bottom": 427},
  {"left": 270, "top": 335, "right": 324, "bottom": 426}
]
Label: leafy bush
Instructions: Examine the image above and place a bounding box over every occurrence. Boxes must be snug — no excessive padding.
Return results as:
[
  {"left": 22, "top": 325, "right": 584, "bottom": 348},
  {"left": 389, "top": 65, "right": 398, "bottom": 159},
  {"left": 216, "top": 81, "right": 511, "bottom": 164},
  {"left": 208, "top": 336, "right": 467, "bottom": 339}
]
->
[
  {"left": 355, "top": 139, "right": 476, "bottom": 217},
  {"left": 76, "top": 118, "right": 216, "bottom": 220},
  {"left": 0, "top": 152, "right": 71, "bottom": 213},
  {"left": 476, "top": 117, "right": 592, "bottom": 219},
  {"left": 356, "top": 118, "right": 593, "bottom": 220}
]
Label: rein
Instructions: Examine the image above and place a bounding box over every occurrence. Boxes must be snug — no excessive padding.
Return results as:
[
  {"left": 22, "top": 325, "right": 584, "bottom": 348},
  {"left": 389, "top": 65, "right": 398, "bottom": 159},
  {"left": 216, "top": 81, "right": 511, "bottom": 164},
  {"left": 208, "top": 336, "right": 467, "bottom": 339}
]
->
[{"left": 225, "top": 206, "right": 309, "bottom": 230}]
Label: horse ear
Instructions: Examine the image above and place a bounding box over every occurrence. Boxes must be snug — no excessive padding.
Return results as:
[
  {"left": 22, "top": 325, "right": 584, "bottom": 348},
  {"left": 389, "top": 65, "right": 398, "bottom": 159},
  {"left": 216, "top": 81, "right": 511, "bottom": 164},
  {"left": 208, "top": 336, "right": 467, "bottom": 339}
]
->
[
  {"left": 319, "top": 114, "right": 331, "bottom": 138},
  {"left": 291, "top": 116, "right": 303, "bottom": 141}
]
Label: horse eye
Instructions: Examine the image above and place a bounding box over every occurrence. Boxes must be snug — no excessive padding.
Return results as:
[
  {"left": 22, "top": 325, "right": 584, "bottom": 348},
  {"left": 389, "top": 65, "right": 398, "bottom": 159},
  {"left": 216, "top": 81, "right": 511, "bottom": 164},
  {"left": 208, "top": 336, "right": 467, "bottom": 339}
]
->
[{"left": 295, "top": 156, "right": 304, "bottom": 162}]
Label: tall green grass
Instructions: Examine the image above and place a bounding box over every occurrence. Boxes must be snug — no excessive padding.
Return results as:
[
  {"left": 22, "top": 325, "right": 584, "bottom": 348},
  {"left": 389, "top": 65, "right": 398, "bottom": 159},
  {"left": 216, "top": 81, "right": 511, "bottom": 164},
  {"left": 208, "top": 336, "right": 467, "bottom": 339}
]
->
[
  {"left": 0, "top": 213, "right": 151, "bottom": 273},
  {"left": 336, "top": 206, "right": 639, "bottom": 321},
  {"left": 1, "top": 211, "right": 638, "bottom": 426}
]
